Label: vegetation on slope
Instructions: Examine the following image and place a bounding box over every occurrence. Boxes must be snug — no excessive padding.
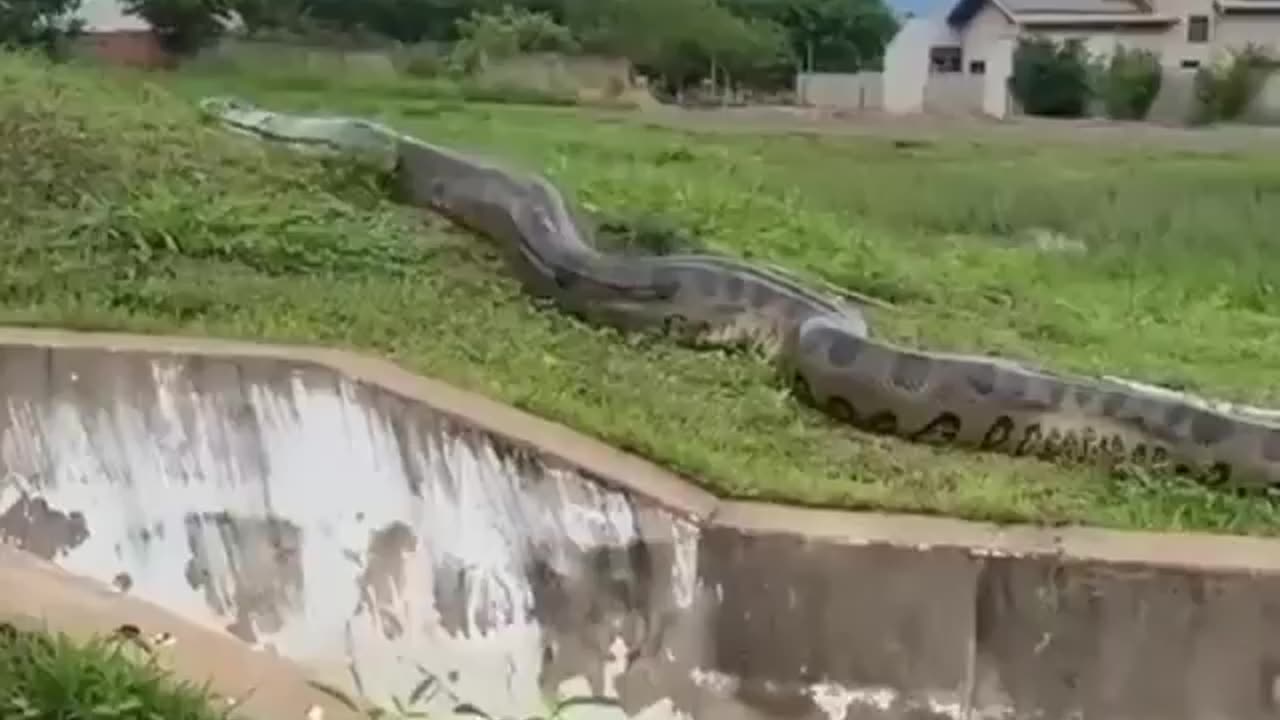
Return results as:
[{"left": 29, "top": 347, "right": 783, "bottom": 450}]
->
[
  {"left": 0, "top": 623, "right": 229, "bottom": 720},
  {"left": 5, "top": 52, "right": 1280, "bottom": 534}
]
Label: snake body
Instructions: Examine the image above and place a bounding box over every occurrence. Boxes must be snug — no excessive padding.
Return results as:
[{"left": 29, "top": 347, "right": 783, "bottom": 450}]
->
[{"left": 200, "top": 97, "right": 1280, "bottom": 490}]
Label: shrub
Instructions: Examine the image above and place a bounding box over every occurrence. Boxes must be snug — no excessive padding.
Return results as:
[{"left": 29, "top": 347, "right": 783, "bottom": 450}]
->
[
  {"left": 121, "top": 0, "right": 234, "bottom": 55},
  {"left": 0, "top": 0, "right": 83, "bottom": 59},
  {"left": 401, "top": 43, "right": 445, "bottom": 78},
  {"left": 1100, "top": 46, "right": 1163, "bottom": 120},
  {"left": 1192, "top": 44, "right": 1277, "bottom": 124},
  {"left": 456, "top": 79, "right": 578, "bottom": 106},
  {"left": 447, "top": 6, "right": 577, "bottom": 76},
  {"left": 1010, "top": 35, "right": 1092, "bottom": 118}
]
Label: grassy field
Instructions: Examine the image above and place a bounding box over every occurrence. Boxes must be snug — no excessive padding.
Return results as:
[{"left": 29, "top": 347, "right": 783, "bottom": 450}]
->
[
  {"left": 0, "top": 623, "right": 228, "bottom": 720},
  {"left": 7, "top": 52, "right": 1280, "bottom": 534}
]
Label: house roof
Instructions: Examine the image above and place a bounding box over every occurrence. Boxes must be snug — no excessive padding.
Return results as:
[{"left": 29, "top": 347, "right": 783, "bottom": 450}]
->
[
  {"left": 1017, "top": 11, "right": 1178, "bottom": 23},
  {"left": 945, "top": 0, "right": 1171, "bottom": 25},
  {"left": 1215, "top": 0, "right": 1280, "bottom": 12}
]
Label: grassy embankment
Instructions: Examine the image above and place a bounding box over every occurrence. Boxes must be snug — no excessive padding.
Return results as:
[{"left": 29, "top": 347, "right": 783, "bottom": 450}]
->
[{"left": 6, "top": 52, "right": 1280, "bottom": 533}]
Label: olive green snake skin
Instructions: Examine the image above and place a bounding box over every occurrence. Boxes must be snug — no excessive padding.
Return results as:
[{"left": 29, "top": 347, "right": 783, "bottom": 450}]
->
[{"left": 199, "top": 95, "right": 1280, "bottom": 490}]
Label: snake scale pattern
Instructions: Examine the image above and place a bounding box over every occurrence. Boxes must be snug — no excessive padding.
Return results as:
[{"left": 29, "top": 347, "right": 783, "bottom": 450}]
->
[{"left": 200, "top": 96, "right": 1280, "bottom": 491}]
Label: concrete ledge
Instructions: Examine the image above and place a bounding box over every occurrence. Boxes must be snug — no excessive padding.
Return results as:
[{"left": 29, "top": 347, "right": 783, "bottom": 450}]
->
[{"left": 3, "top": 326, "right": 1280, "bottom": 720}]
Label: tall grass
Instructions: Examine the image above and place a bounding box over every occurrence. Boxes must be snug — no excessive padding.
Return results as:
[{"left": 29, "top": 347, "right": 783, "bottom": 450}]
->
[{"left": 0, "top": 624, "right": 230, "bottom": 720}]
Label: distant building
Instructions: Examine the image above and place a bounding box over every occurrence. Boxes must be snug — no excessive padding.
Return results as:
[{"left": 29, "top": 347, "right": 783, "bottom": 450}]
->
[
  {"left": 881, "top": 0, "right": 1280, "bottom": 115},
  {"left": 76, "top": 0, "right": 169, "bottom": 68}
]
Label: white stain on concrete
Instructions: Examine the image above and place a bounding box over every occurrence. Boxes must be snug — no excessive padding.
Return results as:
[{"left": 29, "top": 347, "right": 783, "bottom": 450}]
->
[
  {"left": 690, "top": 667, "right": 738, "bottom": 695},
  {"left": 808, "top": 681, "right": 977, "bottom": 720},
  {"left": 670, "top": 519, "right": 699, "bottom": 610},
  {"left": 0, "top": 356, "right": 694, "bottom": 720}
]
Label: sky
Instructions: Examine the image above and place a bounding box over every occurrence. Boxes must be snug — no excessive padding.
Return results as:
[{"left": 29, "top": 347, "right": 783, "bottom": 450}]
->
[{"left": 889, "top": 0, "right": 944, "bottom": 19}]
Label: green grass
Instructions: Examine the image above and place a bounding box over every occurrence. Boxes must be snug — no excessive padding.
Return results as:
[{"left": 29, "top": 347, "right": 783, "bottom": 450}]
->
[
  {"left": 0, "top": 623, "right": 230, "bottom": 720},
  {"left": 7, "top": 52, "right": 1280, "bottom": 535},
  {"left": 174, "top": 53, "right": 593, "bottom": 109}
]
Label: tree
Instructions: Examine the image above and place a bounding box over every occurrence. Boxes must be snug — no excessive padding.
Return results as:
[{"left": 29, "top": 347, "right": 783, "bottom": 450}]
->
[
  {"left": 229, "top": 0, "right": 304, "bottom": 34},
  {"left": 122, "top": 0, "right": 234, "bottom": 54},
  {"left": 449, "top": 5, "right": 576, "bottom": 74},
  {"left": 710, "top": 15, "right": 792, "bottom": 91},
  {"left": 0, "top": 0, "right": 83, "bottom": 57},
  {"left": 301, "top": 0, "right": 502, "bottom": 43},
  {"left": 723, "top": 0, "right": 898, "bottom": 72},
  {"left": 560, "top": 0, "right": 763, "bottom": 93}
]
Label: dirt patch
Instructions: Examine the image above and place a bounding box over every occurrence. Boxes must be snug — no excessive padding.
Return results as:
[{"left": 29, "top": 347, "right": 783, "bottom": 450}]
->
[{"left": 589, "top": 104, "right": 1280, "bottom": 154}]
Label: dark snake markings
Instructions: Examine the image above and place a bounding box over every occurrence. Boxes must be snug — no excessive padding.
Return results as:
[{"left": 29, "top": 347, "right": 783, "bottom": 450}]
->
[
  {"left": 908, "top": 412, "right": 961, "bottom": 445},
  {"left": 981, "top": 416, "right": 1015, "bottom": 451},
  {"left": 206, "top": 98, "right": 1280, "bottom": 492}
]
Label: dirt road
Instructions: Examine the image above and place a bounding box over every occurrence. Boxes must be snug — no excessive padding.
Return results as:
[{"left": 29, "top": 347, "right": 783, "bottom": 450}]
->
[{"left": 588, "top": 104, "right": 1280, "bottom": 154}]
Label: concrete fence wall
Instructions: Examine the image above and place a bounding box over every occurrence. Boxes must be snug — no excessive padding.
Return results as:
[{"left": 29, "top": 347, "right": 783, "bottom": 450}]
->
[
  {"left": 480, "top": 53, "right": 634, "bottom": 95},
  {"left": 202, "top": 37, "right": 403, "bottom": 77},
  {"left": 795, "top": 71, "right": 884, "bottom": 111},
  {"left": 796, "top": 69, "right": 992, "bottom": 117},
  {"left": 924, "top": 72, "right": 985, "bottom": 115},
  {"left": 198, "top": 40, "right": 639, "bottom": 103}
]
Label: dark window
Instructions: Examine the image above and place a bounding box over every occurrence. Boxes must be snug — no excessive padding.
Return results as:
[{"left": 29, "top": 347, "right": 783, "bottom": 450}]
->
[
  {"left": 969, "top": 60, "right": 987, "bottom": 74},
  {"left": 930, "top": 46, "right": 963, "bottom": 73},
  {"left": 1188, "top": 14, "right": 1209, "bottom": 43},
  {"left": 1181, "top": 58, "right": 1201, "bottom": 68}
]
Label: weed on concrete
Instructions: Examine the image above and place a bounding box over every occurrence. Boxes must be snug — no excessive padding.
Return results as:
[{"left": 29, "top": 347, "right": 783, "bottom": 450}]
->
[{"left": 5, "top": 52, "right": 1280, "bottom": 534}]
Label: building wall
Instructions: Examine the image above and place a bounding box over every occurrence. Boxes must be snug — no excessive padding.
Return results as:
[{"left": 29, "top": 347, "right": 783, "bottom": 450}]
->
[
  {"left": 1215, "top": 14, "right": 1280, "bottom": 57},
  {"left": 1150, "top": 0, "right": 1216, "bottom": 65},
  {"left": 1035, "top": 26, "right": 1170, "bottom": 62},
  {"left": 79, "top": 31, "right": 171, "bottom": 68},
  {"left": 962, "top": 3, "right": 1018, "bottom": 71},
  {"left": 883, "top": 16, "right": 951, "bottom": 113}
]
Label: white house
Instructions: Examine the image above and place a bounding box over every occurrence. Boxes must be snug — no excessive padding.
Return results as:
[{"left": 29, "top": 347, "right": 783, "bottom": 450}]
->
[{"left": 881, "top": 0, "right": 1280, "bottom": 115}]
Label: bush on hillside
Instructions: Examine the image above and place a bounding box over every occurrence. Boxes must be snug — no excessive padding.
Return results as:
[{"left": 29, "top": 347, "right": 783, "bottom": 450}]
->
[
  {"left": 0, "top": 624, "right": 228, "bottom": 720},
  {"left": 121, "top": 0, "right": 233, "bottom": 55},
  {"left": 0, "top": 0, "right": 83, "bottom": 58},
  {"left": 1010, "top": 35, "right": 1092, "bottom": 118},
  {"left": 448, "top": 6, "right": 577, "bottom": 75},
  {"left": 1100, "top": 46, "right": 1163, "bottom": 120},
  {"left": 1192, "top": 44, "right": 1277, "bottom": 124},
  {"left": 401, "top": 43, "right": 447, "bottom": 78}
]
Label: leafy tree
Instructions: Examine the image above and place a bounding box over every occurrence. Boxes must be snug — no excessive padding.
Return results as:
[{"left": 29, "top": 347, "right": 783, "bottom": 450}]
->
[
  {"left": 561, "top": 0, "right": 769, "bottom": 92},
  {"left": 1010, "top": 35, "right": 1091, "bottom": 117},
  {"left": 0, "top": 0, "right": 83, "bottom": 57},
  {"left": 229, "top": 0, "right": 304, "bottom": 34},
  {"left": 121, "top": 0, "right": 234, "bottom": 54},
  {"left": 723, "top": 0, "right": 898, "bottom": 72},
  {"left": 449, "top": 5, "right": 576, "bottom": 74},
  {"left": 302, "top": 0, "right": 502, "bottom": 43},
  {"left": 712, "top": 15, "right": 792, "bottom": 90}
]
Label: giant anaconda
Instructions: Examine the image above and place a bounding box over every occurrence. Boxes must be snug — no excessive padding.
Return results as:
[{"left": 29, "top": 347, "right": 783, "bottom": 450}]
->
[{"left": 199, "top": 96, "right": 1280, "bottom": 490}]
